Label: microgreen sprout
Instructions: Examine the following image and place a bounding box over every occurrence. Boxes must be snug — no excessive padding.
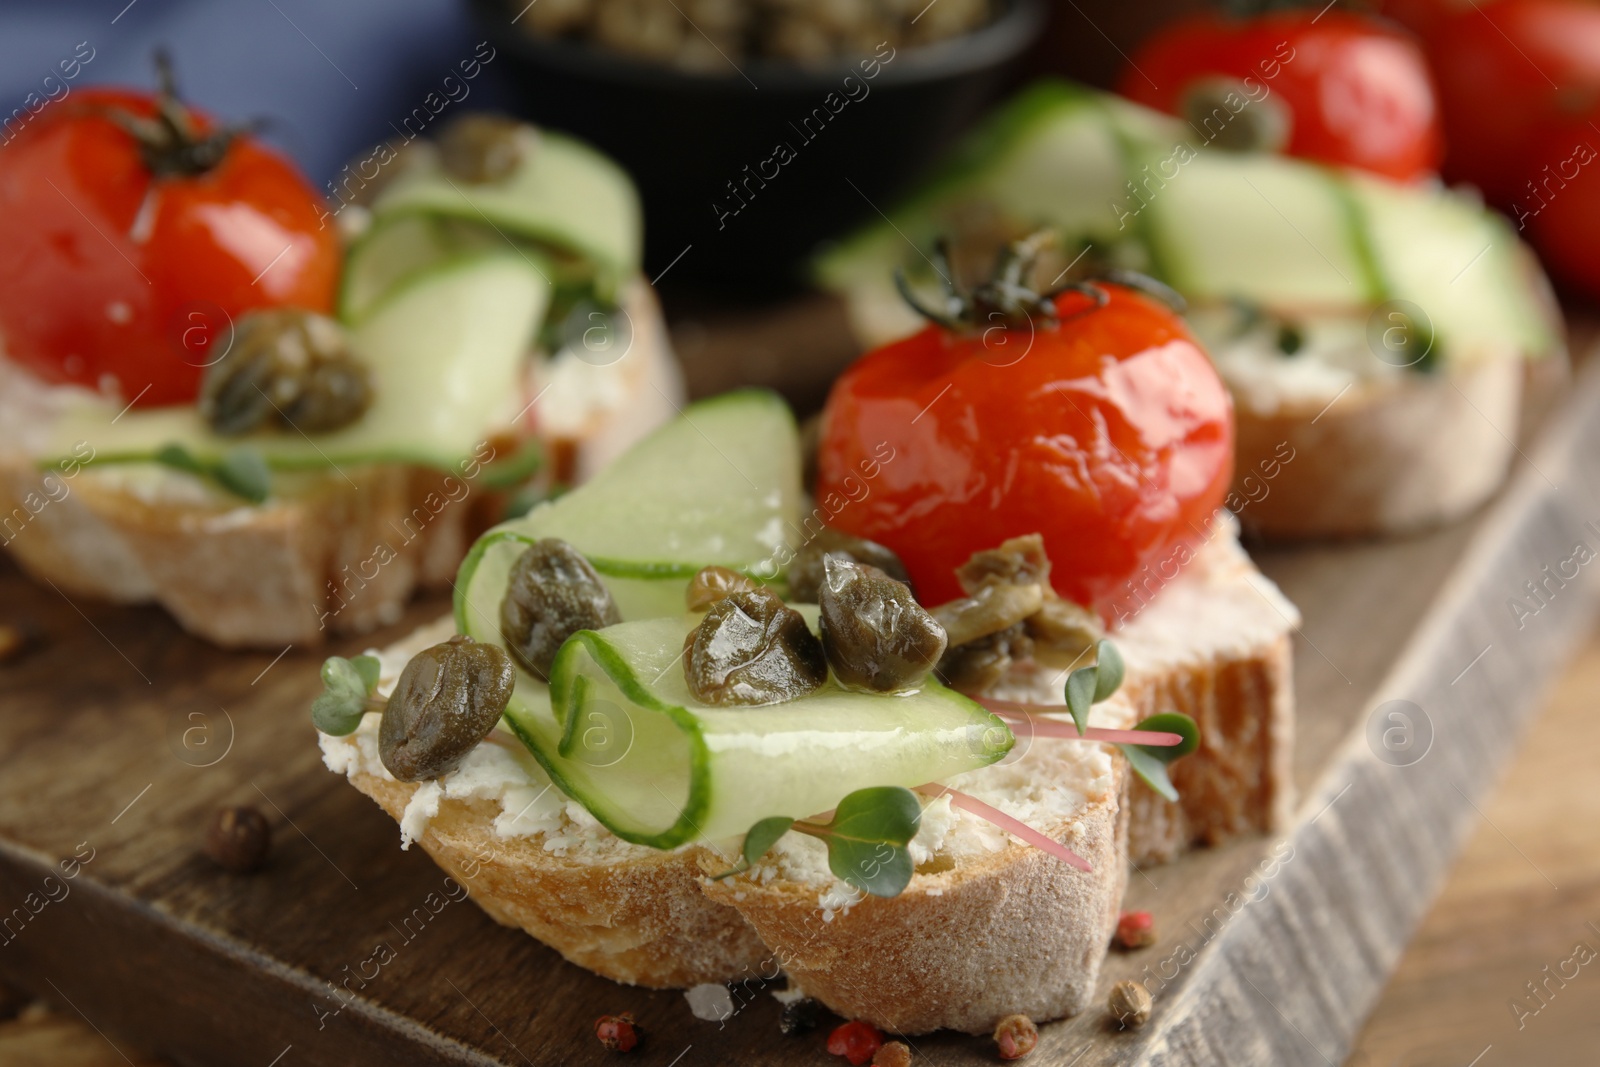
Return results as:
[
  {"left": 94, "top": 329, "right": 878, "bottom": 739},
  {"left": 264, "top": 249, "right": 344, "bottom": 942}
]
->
[
  {"left": 714, "top": 785, "right": 922, "bottom": 898},
  {"left": 311, "top": 653, "right": 384, "bottom": 736},
  {"left": 155, "top": 442, "right": 271, "bottom": 502},
  {"left": 1064, "top": 638, "right": 1124, "bottom": 734}
]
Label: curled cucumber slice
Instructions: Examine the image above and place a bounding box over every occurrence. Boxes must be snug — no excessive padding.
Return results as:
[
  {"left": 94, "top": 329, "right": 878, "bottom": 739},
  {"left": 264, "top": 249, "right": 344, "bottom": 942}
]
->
[
  {"left": 502, "top": 614, "right": 1012, "bottom": 848},
  {"left": 41, "top": 252, "right": 550, "bottom": 476},
  {"left": 455, "top": 388, "right": 802, "bottom": 635}
]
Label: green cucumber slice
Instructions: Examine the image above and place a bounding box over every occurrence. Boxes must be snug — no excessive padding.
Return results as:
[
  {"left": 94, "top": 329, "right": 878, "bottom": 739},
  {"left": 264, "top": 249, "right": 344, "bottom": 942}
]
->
[
  {"left": 454, "top": 389, "right": 801, "bottom": 635},
  {"left": 40, "top": 253, "right": 550, "bottom": 476},
  {"left": 1347, "top": 174, "right": 1559, "bottom": 359},
  {"left": 372, "top": 130, "right": 641, "bottom": 304},
  {"left": 1139, "top": 149, "right": 1383, "bottom": 308},
  {"left": 501, "top": 614, "right": 1010, "bottom": 848},
  {"left": 338, "top": 214, "right": 499, "bottom": 325}
]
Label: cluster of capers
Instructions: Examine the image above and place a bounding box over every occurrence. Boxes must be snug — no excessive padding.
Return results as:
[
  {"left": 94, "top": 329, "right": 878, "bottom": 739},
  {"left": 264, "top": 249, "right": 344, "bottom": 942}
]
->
[
  {"left": 366, "top": 530, "right": 1096, "bottom": 779},
  {"left": 199, "top": 309, "right": 372, "bottom": 436},
  {"left": 682, "top": 529, "right": 945, "bottom": 706},
  {"left": 933, "top": 534, "right": 1103, "bottom": 694},
  {"left": 512, "top": 0, "right": 991, "bottom": 69}
]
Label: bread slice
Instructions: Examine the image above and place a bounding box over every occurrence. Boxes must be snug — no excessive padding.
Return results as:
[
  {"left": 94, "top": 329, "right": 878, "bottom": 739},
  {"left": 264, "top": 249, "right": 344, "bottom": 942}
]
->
[
  {"left": 695, "top": 739, "right": 1129, "bottom": 1035},
  {"left": 1228, "top": 354, "right": 1523, "bottom": 540},
  {"left": 322, "top": 618, "right": 1133, "bottom": 1031},
  {"left": 320, "top": 521, "right": 1295, "bottom": 1029},
  {"left": 992, "top": 515, "right": 1298, "bottom": 867},
  {"left": 0, "top": 281, "right": 683, "bottom": 647}
]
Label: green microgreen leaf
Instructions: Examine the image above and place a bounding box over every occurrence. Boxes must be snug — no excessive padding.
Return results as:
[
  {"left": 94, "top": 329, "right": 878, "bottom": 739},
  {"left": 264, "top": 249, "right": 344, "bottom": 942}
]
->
[
  {"left": 1065, "top": 639, "right": 1125, "bottom": 735},
  {"left": 1065, "top": 666, "right": 1096, "bottom": 735},
  {"left": 154, "top": 441, "right": 272, "bottom": 503},
  {"left": 312, "top": 655, "right": 380, "bottom": 736},
  {"left": 1093, "top": 639, "right": 1124, "bottom": 702},
  {"left": 795, "top": 786, "right": 921, "bottom": 898},
  {"left": 350, "top": 654, "right": 382, "bottom": 694},
  {"left": 311, "top": 688, "right": 366, "bottom": 736},
  {"left": 711, "top": 815, "right": 796, "bottom": 880},
  {"left": 154, "top": 442, "right": 205, "bottom": 474},
  {"left": 214, "top": 447, "right": 271, "bottom": 503},
  {"left": 1121, "top": 744, "right": 1178, "bottom": 802},
  {"left": 1133, "top": 712, "right": 1199, "bottom": 763},
  {"left": 1118, "top": 712, "right": 1200, "bottom": 803}
]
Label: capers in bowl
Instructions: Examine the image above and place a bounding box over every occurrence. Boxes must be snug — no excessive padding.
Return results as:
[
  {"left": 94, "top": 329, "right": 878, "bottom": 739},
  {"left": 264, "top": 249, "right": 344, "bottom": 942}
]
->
[
  {"left": 787, "top": 526, "right": 911, "bottom": 603},
  {"left": 500, "top": 538, "right": 622, "bottom": 681},
  {"left": 818, "top": 556, "right": 946, "bottom": 694},
  {"left": 684, "top": 587, "right": 826, "bottom": 706},
  {"left": 379, "top": 635, "right": 516, "bottom": 782},
  {"left": 199, "top": 309, "right": 372, "bottom": 436}
]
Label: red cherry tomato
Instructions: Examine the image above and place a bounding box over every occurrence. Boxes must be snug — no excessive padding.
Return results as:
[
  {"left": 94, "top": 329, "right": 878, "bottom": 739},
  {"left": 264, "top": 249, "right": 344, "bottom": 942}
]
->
[
  {"left": 1521, "top": 119, "right": 1600, "bottom": 297},
  {"left": 1387, "top": 0, "right": 1600, "bottom": 205},
  {"left": 815, "top": 285, "right": 1234, "bottom": 620},
  {"left": 0, "top": 87, "right": 337, "bottom": 407},
  {"left": 1119, "top": 10, "right": 1442, "bottom": 182}
]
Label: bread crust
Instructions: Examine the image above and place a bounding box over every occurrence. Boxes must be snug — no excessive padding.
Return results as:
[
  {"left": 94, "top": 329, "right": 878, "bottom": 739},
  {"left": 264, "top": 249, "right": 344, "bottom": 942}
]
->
[
  {"left": 696, "top": 762, "right": 1129, "bottom": 1035},
  {"left": 1230, "top": 356, "right": 1522, "bottom": 540},
  {"left": 1121, "top": 630, "right": 1294, "bottom": 866},
  {"left": 0, "top": 281, "right": 683, "bottom": 647},
  {"left": 346, "top": 770, "right": 769, "bottom": 989},
  {"left": 0, "top": 460, "right": 483, "bottom": 646}
]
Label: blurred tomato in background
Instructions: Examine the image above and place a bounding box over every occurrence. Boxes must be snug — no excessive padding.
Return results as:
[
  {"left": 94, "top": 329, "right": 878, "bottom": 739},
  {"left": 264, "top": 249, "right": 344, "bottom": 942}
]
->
[{"left": 1119, "top": 8, "right": 1442, "bottom": 181}]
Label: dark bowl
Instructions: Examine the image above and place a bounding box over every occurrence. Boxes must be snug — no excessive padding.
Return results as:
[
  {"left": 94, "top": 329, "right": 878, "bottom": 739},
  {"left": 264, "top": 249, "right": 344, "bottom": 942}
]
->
[{"left": 470, "top": 0, "right": 1045, "bottom": 295}]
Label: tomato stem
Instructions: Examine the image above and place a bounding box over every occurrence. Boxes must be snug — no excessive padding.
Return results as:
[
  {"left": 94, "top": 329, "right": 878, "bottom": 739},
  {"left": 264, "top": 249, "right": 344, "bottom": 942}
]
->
[
  {"left": 893, "top": 231, "right": 1184, "bottom": 333},
  {"left": 97, "top": 50, "right": 249, "bottom": 179}
]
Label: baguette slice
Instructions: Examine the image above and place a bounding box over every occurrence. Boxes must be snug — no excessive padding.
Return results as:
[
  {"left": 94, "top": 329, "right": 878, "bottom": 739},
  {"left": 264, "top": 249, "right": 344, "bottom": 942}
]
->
[
  {"left": 695, "top": 735, "right": 1129, "bottom": 1035},
  {"left": 0, "top": 281, "right": 682, "bottom": 647},
  {"left": 323, "top": 619, "right": 1132, "bottom": 1032},
  {"left": 321, "top": 525, "right": 1296, "bottom": 1029},
  {"left": 1228, "top": 355, "right": 1522, "bottom": 540},
  {"left": 993, "top": 515, "right": 1298, "bottom": 867}
]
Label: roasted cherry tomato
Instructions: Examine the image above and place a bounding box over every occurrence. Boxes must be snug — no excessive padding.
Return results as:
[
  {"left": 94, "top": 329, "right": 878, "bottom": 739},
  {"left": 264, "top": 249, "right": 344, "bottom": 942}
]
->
[
  {"left": 1119, "top": 10, "right": 1442, "bottom": 182},
  {"left": 0, "top": 69, "right": 337, "bottom": 407},
  {"left": 815, "top": 280, "right": 1233, "bottom": 619}
]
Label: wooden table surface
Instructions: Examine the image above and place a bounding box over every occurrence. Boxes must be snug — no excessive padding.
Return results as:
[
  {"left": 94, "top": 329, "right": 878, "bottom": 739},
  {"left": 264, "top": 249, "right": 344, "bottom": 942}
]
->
[{"left": 6, "top": 624, "right": 1595, "bottom": 1067}]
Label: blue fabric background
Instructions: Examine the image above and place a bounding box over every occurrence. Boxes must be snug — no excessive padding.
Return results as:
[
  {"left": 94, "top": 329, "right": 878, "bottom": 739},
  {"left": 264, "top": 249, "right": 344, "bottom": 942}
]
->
[{"left": 0, "top": 0, "right": 512, "bottom": 190}]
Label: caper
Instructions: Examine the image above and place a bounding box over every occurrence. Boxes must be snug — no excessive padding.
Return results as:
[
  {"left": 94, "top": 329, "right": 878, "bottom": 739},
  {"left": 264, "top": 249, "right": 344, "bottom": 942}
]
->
[
  {"left": 1025, "top": 598, "right": 1103, "bottom": 666},
  {"left": 818, "top": 557, "right": 946, "bottom": 694},
  {"left": 199, "top": 309, "right": 371, "bottom": 436},
  {"left": 956, "top": 534, "right": 1052, "bottom": 593},
  {"left": 936, "top": 623, "right": 1034, "bottom": 695},
  {"left": 437, "top": 113, "right": 536, "bottom": 184},
  {"left": 684, "top": 587, "right": 826, "bottom": 706},
  {"left": 686, "top": 565, "right": 759, "bottom": 612},
  {"left": 931, "top": 583, "right": 1044, "bottom": 649},
  {"left": 379, "top": 635, "right": 516, "bottom": 782},
  {"left": 500, "top": 539, "right": 621, "bottom": 681},
  {"left": 787, "top": 527, "right": 911, "bottom": 603}
]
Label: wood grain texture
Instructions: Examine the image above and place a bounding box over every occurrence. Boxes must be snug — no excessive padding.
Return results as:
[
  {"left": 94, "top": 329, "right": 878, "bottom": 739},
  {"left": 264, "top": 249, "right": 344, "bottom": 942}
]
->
[
  {"left": 1349, "top": 631, "right": 1600, "bottom": 1067},
  {"left": 1, "top": 331, "right": 1597, "bottom": 1066}
]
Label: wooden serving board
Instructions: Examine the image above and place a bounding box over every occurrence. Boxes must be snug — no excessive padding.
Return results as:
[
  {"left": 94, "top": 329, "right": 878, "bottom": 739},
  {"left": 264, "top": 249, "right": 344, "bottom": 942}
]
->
[{"left": 3, "top": 313, "right": 1600, "bottom": 1067}]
